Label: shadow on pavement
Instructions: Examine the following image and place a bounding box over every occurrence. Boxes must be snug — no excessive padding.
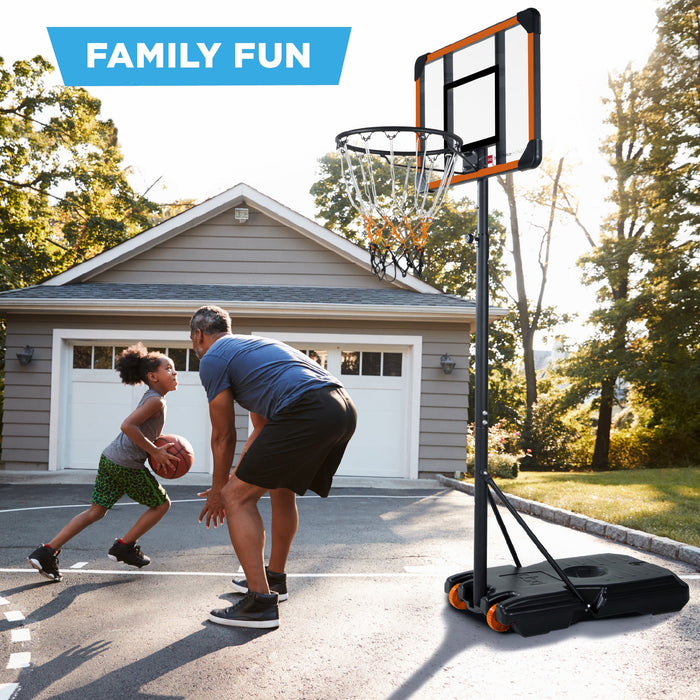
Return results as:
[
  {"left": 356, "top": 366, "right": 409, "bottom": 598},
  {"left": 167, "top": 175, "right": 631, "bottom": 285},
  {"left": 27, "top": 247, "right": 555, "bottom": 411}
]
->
[{"left": 20, "top": 625, "right": 274, "bottom": 700}]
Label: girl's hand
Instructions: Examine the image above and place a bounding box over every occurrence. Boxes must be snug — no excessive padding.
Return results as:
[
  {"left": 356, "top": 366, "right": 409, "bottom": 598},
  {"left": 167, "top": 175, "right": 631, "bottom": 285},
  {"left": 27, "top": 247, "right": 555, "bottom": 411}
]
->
[{"left": 149, "top": 443, "right": 178, "bottom": 476}]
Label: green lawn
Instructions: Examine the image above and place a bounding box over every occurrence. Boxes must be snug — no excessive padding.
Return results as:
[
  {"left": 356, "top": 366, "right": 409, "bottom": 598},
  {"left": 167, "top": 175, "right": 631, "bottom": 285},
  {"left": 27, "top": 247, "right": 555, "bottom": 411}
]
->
[{"left": 467, "top": 468, "right": 700, "bottom": 547}]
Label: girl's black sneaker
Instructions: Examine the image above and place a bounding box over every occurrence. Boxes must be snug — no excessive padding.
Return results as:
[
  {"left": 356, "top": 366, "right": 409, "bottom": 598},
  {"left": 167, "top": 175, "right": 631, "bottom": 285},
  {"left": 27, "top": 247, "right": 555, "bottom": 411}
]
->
[
  {"left": 28, "top": 544, "right": 63, "bottom": 582},
  {"left": 108, "top": 539, "right": 150, "bottom": 568}
]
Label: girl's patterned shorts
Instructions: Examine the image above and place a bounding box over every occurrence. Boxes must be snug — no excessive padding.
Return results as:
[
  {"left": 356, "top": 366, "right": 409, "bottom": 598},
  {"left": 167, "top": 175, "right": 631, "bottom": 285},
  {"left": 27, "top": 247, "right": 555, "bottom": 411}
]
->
[{"left": 91, "top": 454, "right": 169, "bottom": 509}]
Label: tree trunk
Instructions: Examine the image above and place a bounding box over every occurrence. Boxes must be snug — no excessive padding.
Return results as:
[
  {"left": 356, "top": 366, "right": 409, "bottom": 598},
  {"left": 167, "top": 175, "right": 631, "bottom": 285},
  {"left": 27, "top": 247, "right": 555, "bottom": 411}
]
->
[
  {"left": 591, "top": 377, "right": 615, "bottom": 470},
  {"left": 500, "top": 173, "right": 538, "bottom": 414}
]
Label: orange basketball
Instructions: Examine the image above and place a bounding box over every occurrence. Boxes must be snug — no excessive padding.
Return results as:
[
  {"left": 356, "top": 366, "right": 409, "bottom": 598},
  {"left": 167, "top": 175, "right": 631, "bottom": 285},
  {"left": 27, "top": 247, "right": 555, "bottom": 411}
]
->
[{"left": 148, "top": 434, "right": 194, "bottom": 479}]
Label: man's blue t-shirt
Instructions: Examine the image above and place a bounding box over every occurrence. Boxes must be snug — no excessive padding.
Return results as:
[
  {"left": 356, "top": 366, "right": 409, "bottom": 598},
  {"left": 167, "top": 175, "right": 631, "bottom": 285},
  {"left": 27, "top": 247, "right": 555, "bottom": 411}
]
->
[{"left": 198, "top": 335, "right": 342, "bottom": 419}]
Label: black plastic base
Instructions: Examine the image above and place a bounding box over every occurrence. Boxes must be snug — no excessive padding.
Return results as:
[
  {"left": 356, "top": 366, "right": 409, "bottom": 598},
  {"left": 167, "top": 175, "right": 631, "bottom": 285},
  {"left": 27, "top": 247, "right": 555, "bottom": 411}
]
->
[{"left": 445, "top": 553, "right": 690, "bottom": 637}]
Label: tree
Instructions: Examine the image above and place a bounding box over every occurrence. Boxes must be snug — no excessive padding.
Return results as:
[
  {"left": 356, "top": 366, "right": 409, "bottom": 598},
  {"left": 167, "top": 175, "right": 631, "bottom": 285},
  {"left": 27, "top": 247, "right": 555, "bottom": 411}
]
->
[
  {"left": 627, "top": 0, "right": 700, "bottom": 452},
  {"left": 559, "top": 66, "right": 651, "bottom": 470},
  {"left": 0, "top": 55, "right": 159, "bottom": 290},
  {"left": 496, "top": 158, "right": 571, "bottom": 453},
  {"left": 561, "top": 0, "right": 699, "bottom": 468}
]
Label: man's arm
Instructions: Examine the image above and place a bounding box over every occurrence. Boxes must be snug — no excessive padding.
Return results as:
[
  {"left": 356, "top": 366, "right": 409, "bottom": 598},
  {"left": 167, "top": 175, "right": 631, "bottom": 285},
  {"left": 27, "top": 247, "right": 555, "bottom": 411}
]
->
[{"left": 198, "top": 387, "right": 237, "bottom": 528}]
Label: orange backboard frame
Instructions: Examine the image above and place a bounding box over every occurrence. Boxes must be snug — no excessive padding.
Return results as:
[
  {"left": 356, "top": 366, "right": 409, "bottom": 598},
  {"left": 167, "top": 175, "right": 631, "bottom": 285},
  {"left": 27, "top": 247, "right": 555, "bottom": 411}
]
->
[{"left": 415, "top": 8, "right": 542, "bottom": 188}]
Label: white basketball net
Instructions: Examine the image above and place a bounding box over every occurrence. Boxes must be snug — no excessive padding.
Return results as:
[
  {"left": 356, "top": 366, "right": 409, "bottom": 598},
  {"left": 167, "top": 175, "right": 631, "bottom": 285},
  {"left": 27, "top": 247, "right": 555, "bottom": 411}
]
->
[{"left": 336, "top": 128, "right": 461, "bottom": 279}]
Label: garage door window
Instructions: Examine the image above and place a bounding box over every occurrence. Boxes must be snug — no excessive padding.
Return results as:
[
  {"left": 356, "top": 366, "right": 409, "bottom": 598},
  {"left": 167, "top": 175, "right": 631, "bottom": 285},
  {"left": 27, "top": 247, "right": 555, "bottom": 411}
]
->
[
  {"left": 299, "top": 349, "right": 328, "bottom": 369},
  {"left": 383, "top": 352, "right": 402, "bottom": 377},
  {"left": 72, "top": 345, "right": 200, "bottom": 372},
  {"left": 341, "top": 351, "right": 402, "bottom": 377}
]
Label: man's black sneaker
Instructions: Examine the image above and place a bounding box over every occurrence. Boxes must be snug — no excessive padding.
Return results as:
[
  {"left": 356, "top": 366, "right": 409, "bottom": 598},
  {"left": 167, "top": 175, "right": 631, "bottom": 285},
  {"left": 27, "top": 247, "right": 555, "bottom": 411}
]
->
[
  {"left": 108, "top": 539, "right": 150, "bottom": 568},
  {"left": 27, "top": 544, "right": 63, "bottom": 582},
  {"left": 209, "top": 591, "right": 279, "bottom": 628},
  {"left": 230, "top": 567, "right": 288, "bottom": 601}
]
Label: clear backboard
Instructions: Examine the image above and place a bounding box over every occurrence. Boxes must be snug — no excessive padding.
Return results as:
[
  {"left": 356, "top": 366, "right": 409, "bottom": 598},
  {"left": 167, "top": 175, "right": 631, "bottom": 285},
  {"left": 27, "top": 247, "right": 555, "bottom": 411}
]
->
[{"left": 415, "top": 8, "right": 542, "bottom": 187}]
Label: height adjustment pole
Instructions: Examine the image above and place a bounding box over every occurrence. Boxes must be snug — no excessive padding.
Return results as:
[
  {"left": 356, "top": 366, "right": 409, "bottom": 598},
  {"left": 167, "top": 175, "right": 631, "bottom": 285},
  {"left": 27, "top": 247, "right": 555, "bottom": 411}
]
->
[{"left": 472, "top": 167, "right": 490, "bottom": 610}]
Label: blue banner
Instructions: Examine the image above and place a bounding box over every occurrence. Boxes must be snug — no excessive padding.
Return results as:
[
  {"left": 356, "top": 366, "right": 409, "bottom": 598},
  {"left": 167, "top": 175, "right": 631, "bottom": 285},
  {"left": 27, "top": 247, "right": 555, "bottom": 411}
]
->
[{"left": 47, "top": 27, "right": 351, "bottom": 86}]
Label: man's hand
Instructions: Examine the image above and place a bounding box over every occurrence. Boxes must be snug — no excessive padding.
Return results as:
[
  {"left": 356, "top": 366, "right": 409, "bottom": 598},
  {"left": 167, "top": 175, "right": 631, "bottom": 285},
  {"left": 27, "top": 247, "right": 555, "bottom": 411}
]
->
[{"left": 197, "top": 487, "right": 226, "bottom": 528}]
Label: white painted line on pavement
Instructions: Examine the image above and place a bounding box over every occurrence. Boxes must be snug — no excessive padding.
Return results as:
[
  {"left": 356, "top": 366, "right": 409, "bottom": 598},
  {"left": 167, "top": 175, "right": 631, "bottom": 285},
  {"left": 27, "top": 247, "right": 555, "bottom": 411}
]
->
[
  {"left": 0, "top": 683, "right": 20, "bottom": 700},
  {"left": 1, "top": 567, "right": 446, "bottom": 579},
  {"left": 0, "top": 503, "right": 100, "bottom": 514},
  {"left": 3, "top": 568, "right": 697, "bottom": 581},
  {"left": 10, "top": 629, "right": 30, "bottom": 643},
  {"left": 0, "top": 598, "right": 8, "bottom": 606},
  {"left": 3, "top": 612, "right": 24, "bottom": 622},
  {"left": 70, "top": 562, "right": 88, "bottom": 569},
  {"left": 0, "top": 503, "right": 132, "bottom": 514},
  {"left": 0, "top": 493, "right": 450, "bottom": 514},
  {"left": 6, "top": 653, "right": 30, "bottom": 670}
]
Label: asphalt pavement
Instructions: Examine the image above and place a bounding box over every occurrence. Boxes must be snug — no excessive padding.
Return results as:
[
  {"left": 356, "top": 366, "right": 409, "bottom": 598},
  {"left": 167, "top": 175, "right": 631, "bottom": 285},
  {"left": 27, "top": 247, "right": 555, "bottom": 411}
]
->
[{"left": 0, "top": 475, "right": 698, "bottom": 700}]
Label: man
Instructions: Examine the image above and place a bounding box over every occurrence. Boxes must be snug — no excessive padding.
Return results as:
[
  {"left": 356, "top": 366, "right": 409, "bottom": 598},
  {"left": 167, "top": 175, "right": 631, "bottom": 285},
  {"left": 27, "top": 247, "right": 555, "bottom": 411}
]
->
[{"left": 190, "top": 305, "right": 357, "bottom": 629}]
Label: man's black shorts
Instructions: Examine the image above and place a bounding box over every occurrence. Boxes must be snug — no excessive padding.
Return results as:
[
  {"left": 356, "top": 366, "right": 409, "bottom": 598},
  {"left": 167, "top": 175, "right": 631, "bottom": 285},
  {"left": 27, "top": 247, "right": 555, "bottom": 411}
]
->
[{"left": 236, "top": 386, "right": 357, "bottom": 498}]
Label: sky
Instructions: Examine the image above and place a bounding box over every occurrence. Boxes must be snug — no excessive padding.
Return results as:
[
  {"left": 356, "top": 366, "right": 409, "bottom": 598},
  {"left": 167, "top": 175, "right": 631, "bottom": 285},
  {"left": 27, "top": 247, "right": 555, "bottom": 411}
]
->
[{"left": 0, "top": 0, "right": 660, "bottom": 347}]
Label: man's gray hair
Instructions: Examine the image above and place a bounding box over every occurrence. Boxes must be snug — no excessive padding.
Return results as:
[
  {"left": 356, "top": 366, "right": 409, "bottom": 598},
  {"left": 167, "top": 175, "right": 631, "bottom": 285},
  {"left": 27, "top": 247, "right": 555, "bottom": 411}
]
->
[{"left": 190, "top": 306, "right": 232, "bottom": 335}]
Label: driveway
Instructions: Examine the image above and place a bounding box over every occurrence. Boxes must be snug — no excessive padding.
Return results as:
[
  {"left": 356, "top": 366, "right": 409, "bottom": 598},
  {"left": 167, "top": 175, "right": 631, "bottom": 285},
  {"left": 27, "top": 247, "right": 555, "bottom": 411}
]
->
[{"left": 1, "top": 478, "right": 698, "bottom": 699}]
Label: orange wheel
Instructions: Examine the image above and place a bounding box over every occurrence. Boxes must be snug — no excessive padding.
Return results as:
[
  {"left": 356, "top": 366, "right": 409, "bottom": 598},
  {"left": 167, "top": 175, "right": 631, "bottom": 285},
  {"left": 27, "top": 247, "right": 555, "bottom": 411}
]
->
[
  {"left": 486, "top": 604, "right": 511, "bottom": 632},
  {"left": 448, "top": 583, "right": 468, "bottom": 610}
]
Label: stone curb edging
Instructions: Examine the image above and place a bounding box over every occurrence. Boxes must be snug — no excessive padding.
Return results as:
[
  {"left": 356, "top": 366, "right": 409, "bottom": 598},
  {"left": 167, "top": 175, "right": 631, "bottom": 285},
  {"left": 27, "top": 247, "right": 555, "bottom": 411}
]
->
[{"left": 437, "top": 475, "right": 700, "bottom": 570}]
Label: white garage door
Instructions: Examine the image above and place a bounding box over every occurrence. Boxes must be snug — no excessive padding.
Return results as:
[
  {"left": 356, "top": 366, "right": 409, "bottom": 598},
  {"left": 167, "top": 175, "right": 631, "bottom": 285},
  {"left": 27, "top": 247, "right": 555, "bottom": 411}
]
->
[
  {"left": 64, "top": 343, "right": 212, "bottom": 473},
  {"left": 61, "top": 337, "right": 418, "bottom": 480}
]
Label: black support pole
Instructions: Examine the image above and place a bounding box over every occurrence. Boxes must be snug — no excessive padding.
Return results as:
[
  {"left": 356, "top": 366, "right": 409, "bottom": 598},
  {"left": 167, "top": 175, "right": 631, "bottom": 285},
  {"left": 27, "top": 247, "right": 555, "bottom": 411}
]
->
[{"left": 472, "top": 174, "right": 489, "bottom": 610}]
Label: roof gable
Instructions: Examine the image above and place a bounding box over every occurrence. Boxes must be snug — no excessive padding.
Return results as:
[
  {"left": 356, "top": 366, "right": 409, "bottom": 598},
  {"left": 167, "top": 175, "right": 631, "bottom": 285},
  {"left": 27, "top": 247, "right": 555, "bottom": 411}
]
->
[{"left": 43, "top": 183, "right": 439, "bottom": 294}]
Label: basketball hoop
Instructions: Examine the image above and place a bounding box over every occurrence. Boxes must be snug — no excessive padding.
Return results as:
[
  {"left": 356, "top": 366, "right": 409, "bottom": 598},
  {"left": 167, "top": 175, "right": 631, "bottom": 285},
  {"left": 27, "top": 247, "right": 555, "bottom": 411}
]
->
[{"left": 335, "top": 126, "right": 462, "bottom": 279}]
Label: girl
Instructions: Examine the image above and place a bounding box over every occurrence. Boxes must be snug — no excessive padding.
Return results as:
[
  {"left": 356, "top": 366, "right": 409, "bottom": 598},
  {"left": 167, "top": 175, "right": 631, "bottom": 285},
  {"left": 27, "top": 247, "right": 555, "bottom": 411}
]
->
[{"left": 28, "top": 344, "right": 179, "bottom": 582}]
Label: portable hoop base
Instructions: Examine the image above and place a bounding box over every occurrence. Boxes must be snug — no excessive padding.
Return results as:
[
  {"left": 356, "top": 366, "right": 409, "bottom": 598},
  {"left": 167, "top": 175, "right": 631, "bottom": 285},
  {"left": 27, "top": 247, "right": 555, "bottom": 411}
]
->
[{"left": 445, "top": 552, "right": 690, "bottom": 638}]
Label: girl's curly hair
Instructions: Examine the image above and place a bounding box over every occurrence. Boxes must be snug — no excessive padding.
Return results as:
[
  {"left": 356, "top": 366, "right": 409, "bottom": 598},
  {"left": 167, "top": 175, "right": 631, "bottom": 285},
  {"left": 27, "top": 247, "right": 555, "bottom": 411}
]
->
[{"left": 115, "top": 343, "right": 165, "bottom": 385}]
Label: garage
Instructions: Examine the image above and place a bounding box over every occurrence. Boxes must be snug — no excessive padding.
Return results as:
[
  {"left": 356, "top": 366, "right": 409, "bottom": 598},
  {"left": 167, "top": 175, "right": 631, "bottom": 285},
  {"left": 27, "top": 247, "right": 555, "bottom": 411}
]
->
[
  {"left": 55, "top": 331, "right": 421, "bottom": 480},
  {"left": 2, "top": 184, "right": 474, "bottom": 481}
]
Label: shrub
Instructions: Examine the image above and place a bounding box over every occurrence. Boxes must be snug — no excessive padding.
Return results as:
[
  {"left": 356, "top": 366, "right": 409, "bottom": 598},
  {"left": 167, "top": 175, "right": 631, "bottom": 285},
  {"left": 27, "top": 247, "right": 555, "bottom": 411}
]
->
[
  {"left": 621, "top": 426, "right": 700, "bottom": 469},
  {"left": 525, "top": 398, "right": 583, "bottom": 471},
  {"left": 565, "top": 431, "right": 595, "bottom": 471},
  {"left": 465, "top": 421, "right": 522, "bottom": 479},
  {"left": 553, "top": 423, "right": 699, "bottom": 471},
  {"left": 466, "top": 452, "right": 519, "bottom": 479},
  {"left": 608, "top": 427, "right": 654, "bottom": 469}
]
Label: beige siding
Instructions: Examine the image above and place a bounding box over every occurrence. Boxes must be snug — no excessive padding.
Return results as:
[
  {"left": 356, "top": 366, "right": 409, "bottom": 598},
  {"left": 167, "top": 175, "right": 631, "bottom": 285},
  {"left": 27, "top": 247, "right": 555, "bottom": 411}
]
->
[
  {"left": 1, "top": 313, "right": 470, "bottom": 477},
  {"left": 419, "top": 329, "right": 470, "bottom": 477},
  {"left": 4, "top": 319, "right": 54, "bottom": 469},
  {"left": 90, "top": 208, "right": 389, "bottom": 288}
]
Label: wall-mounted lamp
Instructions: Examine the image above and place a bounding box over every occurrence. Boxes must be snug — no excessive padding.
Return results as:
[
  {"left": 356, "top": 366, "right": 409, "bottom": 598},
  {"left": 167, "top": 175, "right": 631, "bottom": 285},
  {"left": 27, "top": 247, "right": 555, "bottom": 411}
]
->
[
  {"left": 440, "top": 353, "right": 456, "bottom": 375},
  {"left": 17, "top": 345, "right": 34, "bottom": 366},
  {"left": 234, "top": 207, "right": 249, "bottom": 223}
]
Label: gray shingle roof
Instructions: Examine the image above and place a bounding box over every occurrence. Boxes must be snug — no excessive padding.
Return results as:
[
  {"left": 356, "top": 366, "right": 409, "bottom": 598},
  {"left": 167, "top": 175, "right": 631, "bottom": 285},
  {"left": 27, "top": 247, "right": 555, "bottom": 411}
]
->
[{"left": 0, "top": 283, "right": 477, "bottom": 309}]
